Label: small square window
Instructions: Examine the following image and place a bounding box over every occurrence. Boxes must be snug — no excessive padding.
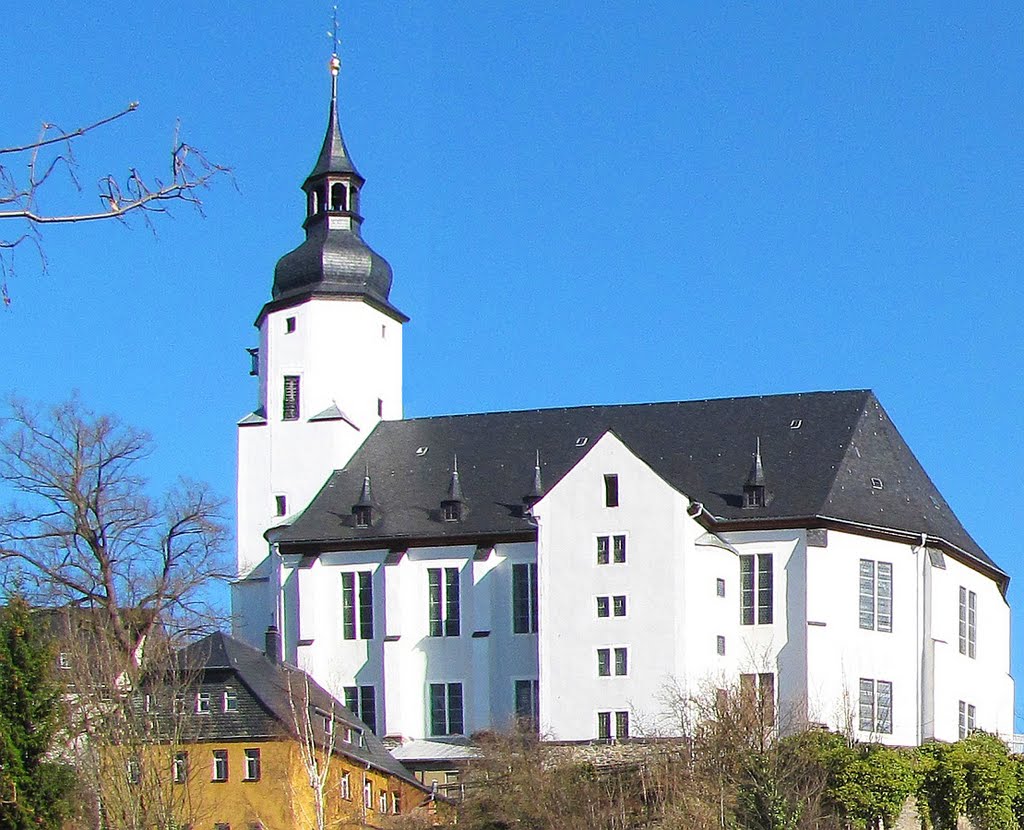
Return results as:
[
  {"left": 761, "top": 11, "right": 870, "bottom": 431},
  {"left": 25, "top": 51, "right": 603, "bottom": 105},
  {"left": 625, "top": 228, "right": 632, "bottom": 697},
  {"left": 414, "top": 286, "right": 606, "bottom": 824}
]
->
[
  {"left": 604, "top": 474, "right": 619, "bottom": 507},
  {"left": 285, "top": 316, "right": 296, "bottom": 333},
  {"left": 717, "top": 635, "right": 726, "bottom": 656},
  {"left": 613, "top": 595, "right": 626, "bottom": 617},
  {"left": 596, "top": 596, "right": 610, "bottom": 618},
  {"left": 716, "top": 578, "right": 726, "bottom": 597},
  {"left": 196, "top": 692, "right": 211, "bottom": 714}
]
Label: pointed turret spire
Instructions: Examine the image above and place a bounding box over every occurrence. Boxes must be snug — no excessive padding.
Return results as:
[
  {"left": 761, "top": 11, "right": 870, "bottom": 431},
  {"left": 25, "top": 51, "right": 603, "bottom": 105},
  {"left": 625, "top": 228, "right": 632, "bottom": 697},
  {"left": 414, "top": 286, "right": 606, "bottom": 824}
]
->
[
  {"left": 441, "top": 455, "right": 466, "bottom": 522},
  {"left": 270, "top": 34, "right": 407, "bottom": 322},
  {"left": 523, "top": 450, "right": 544, "bottom": 508},
  {"left": 743, "top": 437, "right": 767, "bottom": 508},
  {"left": 352, "top": 464, "right": 374, "bottom": 527}
]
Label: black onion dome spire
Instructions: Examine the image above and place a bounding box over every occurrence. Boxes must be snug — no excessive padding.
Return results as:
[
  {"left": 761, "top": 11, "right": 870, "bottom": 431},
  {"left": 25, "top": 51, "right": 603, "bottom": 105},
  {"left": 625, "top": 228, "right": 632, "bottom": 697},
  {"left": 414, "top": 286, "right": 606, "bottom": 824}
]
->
[{"left": 272, "top": 54, "right": 406, "bottom": 321}]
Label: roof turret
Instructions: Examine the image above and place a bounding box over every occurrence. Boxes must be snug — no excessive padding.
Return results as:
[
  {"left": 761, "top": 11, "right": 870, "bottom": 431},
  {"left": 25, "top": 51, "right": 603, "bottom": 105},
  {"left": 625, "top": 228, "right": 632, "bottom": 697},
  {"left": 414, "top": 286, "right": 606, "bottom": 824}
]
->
[{"left": 269, "top": 52, "right": 406, "bottom": 322}]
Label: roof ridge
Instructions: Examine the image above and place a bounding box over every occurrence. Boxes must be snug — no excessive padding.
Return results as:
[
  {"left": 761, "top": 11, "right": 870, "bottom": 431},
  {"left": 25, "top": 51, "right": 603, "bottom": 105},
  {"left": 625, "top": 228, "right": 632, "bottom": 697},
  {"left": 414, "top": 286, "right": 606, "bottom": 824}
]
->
[{"left": 395, "top": 388, "right": 874, "bottom": 424}]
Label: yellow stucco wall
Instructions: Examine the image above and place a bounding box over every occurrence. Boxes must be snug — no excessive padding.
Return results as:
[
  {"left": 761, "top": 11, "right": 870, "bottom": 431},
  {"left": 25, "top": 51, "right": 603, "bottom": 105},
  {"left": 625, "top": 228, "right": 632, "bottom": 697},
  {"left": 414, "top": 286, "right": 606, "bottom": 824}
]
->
[{"left": 155, "top": 739, "right": 427, "bottom": 830}]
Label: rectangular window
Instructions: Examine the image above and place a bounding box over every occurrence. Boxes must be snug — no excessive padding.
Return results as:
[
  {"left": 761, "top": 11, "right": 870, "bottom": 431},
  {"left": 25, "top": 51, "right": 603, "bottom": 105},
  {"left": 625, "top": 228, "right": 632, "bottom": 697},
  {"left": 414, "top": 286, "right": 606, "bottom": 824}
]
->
[
  {"left": 196, "top": 692, "right": 211, "bottom": 714},
  {"left": 58, "top": 652, "right": 70, "bottom": 670},
  {"left": 959, "top": 587, "right": 977, "bottom": 658},
  {"left": 740, "top": 554, "right": 773, "bottom": 625},
  {"left": 615, "top": 710, "right": 629, "bottom": 739},
  {"left": 126, "top": 757, "right": 141, "bottom": 785},
  {"left": 173, "top": 752, "right": 188, "bottom": 784},
  {"left": 858, "top": 678, "right": 893, "bottom": 734},
  {"left": 597, "top": 536, "right": 610, "bottom": 565},
  {"left": 392, "top": 792, "right": 401, "bottom": 814},
  {"left": 379, "top": 792, "right": 388, "bottom": 814},
  {"left": 364, "top": 780, "right": 372, "bottom": 810},
  {"left": 717, "top": 635, "right": 726, "bottom": 655},
  {"left": 958, "top": 701, "right": 977, "bottom": 739},
  {"left": 342, "top": 572, "right": 356, "bottom": 640},
  {"left": 243, "top": 749, "right": 261, "bottom": 781},
  {"left": 283, "top": 375, "right": 300, "bottom": 420},
  {"left": 223, "top": 689, "right": 238, "bottom": 713},
  {"left": 716, "top": 578, "right": 726, "bottom": 598},
  {"left": 359, "top": 571, "right": 374, "bottom": 639},
  {"left": 614, "top": 647, "right": 627, "bottom": 676},
  {"left": 428, "top": 567, "right": 461, "bottom": 637},
  {"left": 514, "top": 679, "right": 540, "bottom": 730},
  {"left": 613, "top": 595, "right": 626, "bottom": 617},
  {"left": 340, "top": 772, "right": 351, "bottom": 800},
  {"left": 740, "top": 672, "right": 776, "bottom": 726},
  {"left": 596, "top": 596, "right": 610, "bottom": 618},
  {"left": 512, "top": 563, "right": 539, "bottom": 633},
  {"left": 360, "top": 686, "right": 377, "bottom": 734},
  {"left": 285, "top": 316, "right": 296, "bottom": 333},
  {"left": 275, "top": 495, "right": 287, "bottom": 516},
  {"left": 598, "top": 711, "right": 612, "bottom": 741},
  {"left": 597, "top": 648, "right": 610, "bottom": 677},
  {"left": 604, "top": 474, "right": 619, "bottom": 507},
  {"left": 343, "top": 685, "right": 377, "bottom": 734},
  {"left": 429, "top": 683, "right": 465, "bottom": 736},
  {"left": 613, "top": 535, "right": 626, "bottom": 563},
  {"left": 212, "top": 750, "right": 228, "bottom": 782},
  {"left": 860, "top": 559, "right": 893, "bottom": 632},
  {"left": 342, "top": 571, "right": 373, "bottom": 640}
]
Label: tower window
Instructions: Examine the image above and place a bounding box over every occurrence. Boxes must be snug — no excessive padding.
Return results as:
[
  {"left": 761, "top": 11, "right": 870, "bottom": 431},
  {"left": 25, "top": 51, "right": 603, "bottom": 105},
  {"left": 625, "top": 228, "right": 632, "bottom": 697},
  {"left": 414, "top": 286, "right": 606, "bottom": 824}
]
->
[
  {"left": 285, "top": 316, "right": 296, "bottom": 333},
  {"left": 283, "top": 376, "right": 300, "bottom": 420},
  {"left": 604, "top": 474, "right": 619, "bottom": 507},
  {"left": 331, "top": 182, "right": 346, "bottom": 211},
  {"left": 275, "top": 495, "right": 287, "bottom": 516},
  {"left": 377, "top": 398, "right": 384, "bottom": 417},
  {"left": 247, "top": 347, "right": 259, "bottom": 376}
]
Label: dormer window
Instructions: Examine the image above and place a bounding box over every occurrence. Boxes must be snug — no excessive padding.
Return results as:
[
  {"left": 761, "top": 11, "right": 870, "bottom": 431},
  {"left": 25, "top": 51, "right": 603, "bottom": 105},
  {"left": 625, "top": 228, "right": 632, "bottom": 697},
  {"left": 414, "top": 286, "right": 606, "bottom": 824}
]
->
[
  {"left": 744, "top": 486, "right": 766, "bottom": 509},
  {"left": 354, "top": 504, "right": 372, "bottom": 528},
  {"left": 330, "top": 182, "right": 347, "bottom": 211},
  {"left": 441, "top": 501, "right": 462, "bottom": 522}
]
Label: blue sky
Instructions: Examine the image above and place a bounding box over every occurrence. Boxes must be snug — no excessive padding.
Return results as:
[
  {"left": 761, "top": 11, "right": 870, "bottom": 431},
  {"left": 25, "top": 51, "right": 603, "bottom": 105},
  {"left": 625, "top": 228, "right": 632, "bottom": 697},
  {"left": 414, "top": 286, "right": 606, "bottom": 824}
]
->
[{"left": 4, "top": 3, "right": 1024, "bottom": 721}]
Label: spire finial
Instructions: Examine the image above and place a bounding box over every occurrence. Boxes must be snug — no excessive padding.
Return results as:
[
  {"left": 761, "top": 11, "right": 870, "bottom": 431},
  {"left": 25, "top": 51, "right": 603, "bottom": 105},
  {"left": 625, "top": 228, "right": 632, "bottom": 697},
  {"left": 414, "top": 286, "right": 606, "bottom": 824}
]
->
[
  {"left": 523, "top": 450, "right": 544, "bottom": 508},
  {"left": 328, "top": 5, "right": 341, "bottom": 98}
]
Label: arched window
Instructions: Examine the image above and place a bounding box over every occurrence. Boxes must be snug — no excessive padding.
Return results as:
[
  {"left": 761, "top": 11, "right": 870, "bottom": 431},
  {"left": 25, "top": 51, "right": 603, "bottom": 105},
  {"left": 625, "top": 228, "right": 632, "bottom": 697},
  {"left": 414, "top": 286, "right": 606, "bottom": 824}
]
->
[{"left": 331, "top": 182, "right": 347, "bottom": 211}]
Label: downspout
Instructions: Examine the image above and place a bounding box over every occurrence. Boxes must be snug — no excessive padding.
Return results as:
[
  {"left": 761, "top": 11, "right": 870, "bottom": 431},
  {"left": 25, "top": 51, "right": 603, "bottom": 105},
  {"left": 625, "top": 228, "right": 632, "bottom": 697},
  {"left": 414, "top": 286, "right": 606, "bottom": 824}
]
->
[{"left": 915, "top": 532, "right": 927, "bottom": 746}]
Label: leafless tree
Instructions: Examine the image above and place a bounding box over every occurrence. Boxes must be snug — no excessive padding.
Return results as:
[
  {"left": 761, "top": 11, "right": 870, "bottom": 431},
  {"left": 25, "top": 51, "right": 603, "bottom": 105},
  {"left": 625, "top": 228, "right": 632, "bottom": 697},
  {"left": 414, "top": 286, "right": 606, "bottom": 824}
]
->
[
  {"left": 0, "top": 103, "right": 230, "bottom": 305},
  {"left": 286, "top": 669, "right": 337, "bottom": 830},
  {"left": 0, "top": 396, "right": 230, "bottom": 679}
]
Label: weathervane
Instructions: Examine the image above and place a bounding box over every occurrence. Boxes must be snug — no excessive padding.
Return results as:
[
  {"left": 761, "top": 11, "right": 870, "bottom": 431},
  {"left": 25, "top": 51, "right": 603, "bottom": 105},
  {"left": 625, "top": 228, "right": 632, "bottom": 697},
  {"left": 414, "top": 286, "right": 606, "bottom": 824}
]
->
[{"left": 329, "top": 4, "right": 341, "bottom": 77}]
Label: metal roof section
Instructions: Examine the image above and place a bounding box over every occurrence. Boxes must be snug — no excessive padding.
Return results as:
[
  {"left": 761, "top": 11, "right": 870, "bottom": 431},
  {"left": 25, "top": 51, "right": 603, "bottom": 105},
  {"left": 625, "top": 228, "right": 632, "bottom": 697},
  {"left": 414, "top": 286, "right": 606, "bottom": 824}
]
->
[{"left": 274, "top": 389, "right": 998, "bottom": 579}]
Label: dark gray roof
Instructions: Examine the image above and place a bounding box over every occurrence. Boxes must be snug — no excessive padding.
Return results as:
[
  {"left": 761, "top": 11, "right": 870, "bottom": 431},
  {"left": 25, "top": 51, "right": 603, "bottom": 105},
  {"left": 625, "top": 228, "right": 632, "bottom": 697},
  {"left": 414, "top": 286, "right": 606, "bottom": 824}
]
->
[
  {"left": 179, "top": 632, "right": 423, "bottom": 788},
  {"left": 275, "top": 390, "right": 1001, "bottom": 579},
  {"left": 305, "top": 74, "right": 360, "bottom": 183}
]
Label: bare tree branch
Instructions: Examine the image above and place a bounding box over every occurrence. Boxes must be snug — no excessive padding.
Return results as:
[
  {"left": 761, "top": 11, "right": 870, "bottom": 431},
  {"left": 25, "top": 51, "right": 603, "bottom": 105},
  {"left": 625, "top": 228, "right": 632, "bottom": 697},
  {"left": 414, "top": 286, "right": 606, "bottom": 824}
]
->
[
  {"left": 0, "top": 396, "right": 229, "bottom": 679},
  {"left": 0, "top": 102, "right": 231, "bottom": 303}
]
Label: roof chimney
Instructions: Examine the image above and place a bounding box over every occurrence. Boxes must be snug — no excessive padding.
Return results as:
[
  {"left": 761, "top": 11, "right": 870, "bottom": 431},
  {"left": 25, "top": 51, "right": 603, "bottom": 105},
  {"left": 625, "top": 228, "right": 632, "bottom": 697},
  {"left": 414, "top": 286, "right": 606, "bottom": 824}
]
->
[{"left": 264, "top": 624, "right": 281, "bottom": 663}]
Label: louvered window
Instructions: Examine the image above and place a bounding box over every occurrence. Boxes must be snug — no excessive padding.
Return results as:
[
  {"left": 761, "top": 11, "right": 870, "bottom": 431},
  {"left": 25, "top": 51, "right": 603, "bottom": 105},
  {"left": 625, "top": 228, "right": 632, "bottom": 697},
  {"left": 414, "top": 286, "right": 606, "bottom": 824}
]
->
[{"left": 283, "top": 376, "right": 300, "bottom": 420}]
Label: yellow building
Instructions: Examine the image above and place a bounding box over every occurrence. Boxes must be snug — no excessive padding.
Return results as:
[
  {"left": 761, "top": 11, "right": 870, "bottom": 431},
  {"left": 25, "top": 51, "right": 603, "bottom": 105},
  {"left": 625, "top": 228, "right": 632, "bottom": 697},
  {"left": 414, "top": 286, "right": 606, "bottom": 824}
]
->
[{"left": 154, "top": 631, "right": 434, "bottom": 830}]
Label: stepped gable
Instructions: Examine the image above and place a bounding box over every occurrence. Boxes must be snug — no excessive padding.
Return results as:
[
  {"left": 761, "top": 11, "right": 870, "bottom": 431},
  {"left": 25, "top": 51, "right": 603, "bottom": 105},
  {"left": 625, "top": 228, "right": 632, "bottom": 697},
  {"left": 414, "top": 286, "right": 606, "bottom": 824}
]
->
[
  {"left": 179, "top": 632, "right": 420, "bottom": 785},
  {"left": 274, "top": 389, "right": 996, "bottom": 575}
]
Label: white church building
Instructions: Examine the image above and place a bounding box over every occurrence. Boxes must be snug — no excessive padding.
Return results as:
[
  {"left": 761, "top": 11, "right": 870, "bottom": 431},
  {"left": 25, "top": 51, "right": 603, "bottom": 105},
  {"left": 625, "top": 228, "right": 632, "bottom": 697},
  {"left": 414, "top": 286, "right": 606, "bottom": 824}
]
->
[{"left": 232, "top": 57, "right": 1014, "bottom": 749}]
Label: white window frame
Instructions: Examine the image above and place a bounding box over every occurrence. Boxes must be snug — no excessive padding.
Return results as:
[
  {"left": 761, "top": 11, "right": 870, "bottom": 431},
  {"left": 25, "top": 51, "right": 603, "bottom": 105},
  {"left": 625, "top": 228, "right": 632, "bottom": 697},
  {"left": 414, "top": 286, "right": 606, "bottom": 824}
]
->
[
  {"left": 740, "top": 554, "right": 773, "bottom": 625},
  {"left": 859, "top": 559, "right": 893, "bottom": 632},
  {"left": 858, "top": 678, "right": 893, "bottom": 735},
  {"left": 959, "top": 587, "right": 977, "bottom": 658}
]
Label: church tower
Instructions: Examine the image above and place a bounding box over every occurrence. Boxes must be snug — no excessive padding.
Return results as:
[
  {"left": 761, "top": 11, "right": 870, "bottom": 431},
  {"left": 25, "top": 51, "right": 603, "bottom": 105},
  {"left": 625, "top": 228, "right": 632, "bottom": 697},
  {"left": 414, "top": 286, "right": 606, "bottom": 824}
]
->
[{"left": 233, "top": 53, "right": 406, "bottom": 643}]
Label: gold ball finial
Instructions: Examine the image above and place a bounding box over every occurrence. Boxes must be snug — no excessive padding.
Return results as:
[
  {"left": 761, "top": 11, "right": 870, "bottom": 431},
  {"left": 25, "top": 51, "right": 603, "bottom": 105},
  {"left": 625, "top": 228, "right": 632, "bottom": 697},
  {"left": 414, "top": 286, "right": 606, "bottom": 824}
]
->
[{"left": 330, "top": 54, "right": 341, "bottom": 76}]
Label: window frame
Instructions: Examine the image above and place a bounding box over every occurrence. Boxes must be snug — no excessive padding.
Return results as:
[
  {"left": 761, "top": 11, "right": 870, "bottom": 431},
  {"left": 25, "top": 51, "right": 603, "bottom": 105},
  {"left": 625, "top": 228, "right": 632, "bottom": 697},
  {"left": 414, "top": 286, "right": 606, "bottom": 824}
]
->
[
  {"left": 212, "top": 749, "right": 229, "bottom": 782},
  {"left": 859, "top": 559, "right": 893, "bottom": 633},
  {"left": 857, "top": 678, "right": 893, "bottom": 735},
  {"left": 429, "top": 682, "right": 465, "bottom": 736},
  {"left": 512, "top": 562, "right": 539, "bottom": 633},
  {"left": 243, "top": 748, "right": 261, "bottom": 782},
  {"left": 282, "top": 375, "right": 300, "bottom": 421},
  {"left": 740, "top": 554, "right": 773, "bottom": 625},
  {"left": 173, "top": 752, "right": 188, "bottom": 784},
  {"left": 604, "top": 474, "right": 619, "bottom": 507},
  {"left": 428, "top": 567, "right": 461, "bottom": 637},
  {"left": 959, "top": 586, "right": 977, "bottom": 658}
]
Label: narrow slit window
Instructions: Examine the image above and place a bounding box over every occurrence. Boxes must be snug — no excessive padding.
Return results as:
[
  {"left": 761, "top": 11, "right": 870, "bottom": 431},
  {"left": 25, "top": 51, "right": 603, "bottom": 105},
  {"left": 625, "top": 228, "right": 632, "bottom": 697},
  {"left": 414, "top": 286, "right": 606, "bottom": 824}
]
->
[
  {"left": 283, "top": 376, "right": 300, "bottom": 421},
  {"left": 604, "top": 474, "right": 619, "bottom": 507}
]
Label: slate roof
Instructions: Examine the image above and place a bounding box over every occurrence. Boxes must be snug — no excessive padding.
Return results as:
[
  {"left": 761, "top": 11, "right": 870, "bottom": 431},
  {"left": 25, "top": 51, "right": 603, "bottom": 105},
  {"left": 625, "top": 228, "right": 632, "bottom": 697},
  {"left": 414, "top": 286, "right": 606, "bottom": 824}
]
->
[
  {"left": 179, "top": 632, "right": 423, "bottom": 788},
  {"left": 275, "top": 389, "right": 1001, "bottom": 580}
]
